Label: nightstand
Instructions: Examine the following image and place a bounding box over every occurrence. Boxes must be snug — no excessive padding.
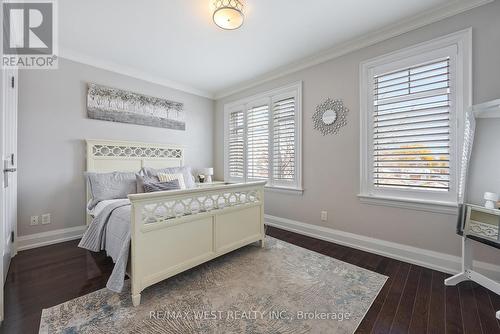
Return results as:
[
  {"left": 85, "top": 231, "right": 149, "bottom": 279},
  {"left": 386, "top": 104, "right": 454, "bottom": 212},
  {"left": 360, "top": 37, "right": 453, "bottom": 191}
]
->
[
  {"left": 445, "top": 204, "right": 500, "bottom": 320},
  {"left": 195, "top": 181, "right": 227, "bottom": 188},
  {"left": 464, "top": 204, "right": 500, "bottom": 244}
]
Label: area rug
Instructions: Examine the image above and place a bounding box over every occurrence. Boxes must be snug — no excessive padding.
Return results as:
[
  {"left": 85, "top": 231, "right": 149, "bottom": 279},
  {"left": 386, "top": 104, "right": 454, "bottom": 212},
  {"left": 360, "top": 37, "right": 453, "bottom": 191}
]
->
[{"left": 39, "top": 237, "right": 387, "bottom": 333}]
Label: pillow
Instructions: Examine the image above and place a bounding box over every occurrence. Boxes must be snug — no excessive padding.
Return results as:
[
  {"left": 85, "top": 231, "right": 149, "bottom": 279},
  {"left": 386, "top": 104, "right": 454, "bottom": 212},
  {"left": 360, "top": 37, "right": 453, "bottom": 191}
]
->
[
  {"left": 142, "top": 166, "right": 195, "bottom": 188},
  {"left": 157, "top": 172, "right": 186, "bottom": 189},
  {"left": 136, "top": 174, "right": 160, "bottom": 193},
  {"left": 143, "top": 180, "right": 180, "bottom": 193},
  {"left": 85, "top": 171, "right": 137, "bottom": 210}
]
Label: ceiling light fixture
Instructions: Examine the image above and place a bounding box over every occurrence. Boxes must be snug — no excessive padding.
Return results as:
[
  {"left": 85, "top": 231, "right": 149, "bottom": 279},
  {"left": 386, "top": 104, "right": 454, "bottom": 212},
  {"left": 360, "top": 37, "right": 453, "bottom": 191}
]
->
[{"left": 213, "top": 0, "right": 244, "bottom": 30}]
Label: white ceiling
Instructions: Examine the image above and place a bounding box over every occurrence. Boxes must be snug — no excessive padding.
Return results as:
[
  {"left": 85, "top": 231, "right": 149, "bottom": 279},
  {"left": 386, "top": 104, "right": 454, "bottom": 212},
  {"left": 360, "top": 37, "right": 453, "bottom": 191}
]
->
[{"left": 59, "top": 0, "right": 484, "bottom": 98}]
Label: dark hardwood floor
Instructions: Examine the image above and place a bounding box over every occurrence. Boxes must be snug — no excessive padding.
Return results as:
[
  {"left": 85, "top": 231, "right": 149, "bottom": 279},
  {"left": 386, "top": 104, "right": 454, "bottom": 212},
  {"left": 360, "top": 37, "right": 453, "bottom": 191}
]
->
[
  {"left": 266, "top": 227, "right": 500, "bottom": 334},
  {"left": 1, "top": 240, "right": 114, "bottom": 334},
  {"left": 2, "top": 226, "right": 499, "bottom": 333}
]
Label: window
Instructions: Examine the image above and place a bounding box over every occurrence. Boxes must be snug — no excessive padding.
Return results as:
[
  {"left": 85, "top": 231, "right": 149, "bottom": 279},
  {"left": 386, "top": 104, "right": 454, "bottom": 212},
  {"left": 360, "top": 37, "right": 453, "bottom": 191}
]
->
[
  {"left": 272, "top": 97, "right": 296, "bottom": 183},
  {"left": 247, "top": 104, "right": 269, "bottom": 180},
  {"left": 359, "top": 30, "right": 471, "bottom": 213},
  {"left": 227, "top": 109, "right": 244, "bottom": 179},
  {"left": 373, "top": 58, "right": 451, "bottom": 192},
  {"left": 224, "top": 82, "right": 302, "bottom": 192}
]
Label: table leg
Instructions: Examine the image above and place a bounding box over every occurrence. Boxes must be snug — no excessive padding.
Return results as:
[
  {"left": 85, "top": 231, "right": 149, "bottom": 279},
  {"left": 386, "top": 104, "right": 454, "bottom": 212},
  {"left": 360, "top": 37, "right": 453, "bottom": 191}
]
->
[
  {"left": 445, "top": 271, "right": 469, "bottom": 286},
  {"left": 444, "top": 237, "right": 472, "bottom": 286}
]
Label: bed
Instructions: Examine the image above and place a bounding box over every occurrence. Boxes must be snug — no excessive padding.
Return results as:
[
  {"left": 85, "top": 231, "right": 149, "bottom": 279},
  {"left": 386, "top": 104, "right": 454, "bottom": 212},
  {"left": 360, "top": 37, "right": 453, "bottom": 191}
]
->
[{"left": 81, "top": 139, "right": 266, "bottom": 306}]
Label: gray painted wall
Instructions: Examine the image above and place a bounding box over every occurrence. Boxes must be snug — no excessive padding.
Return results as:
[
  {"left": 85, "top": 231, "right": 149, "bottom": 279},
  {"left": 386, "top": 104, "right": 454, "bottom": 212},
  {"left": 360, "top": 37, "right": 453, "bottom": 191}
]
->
[
  {"left": 214, "top": 2, "right": 500, "bottom": 263},
  {"left": 18, "top": 58, "right": 214, "bottom": 236}
]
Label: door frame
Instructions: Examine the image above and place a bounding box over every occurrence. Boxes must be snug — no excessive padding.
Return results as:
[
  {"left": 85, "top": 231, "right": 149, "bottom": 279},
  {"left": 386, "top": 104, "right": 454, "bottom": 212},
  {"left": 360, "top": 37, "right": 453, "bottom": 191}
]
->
[{"left": 0, "top": 66, "right": 4, "bottom": 324}]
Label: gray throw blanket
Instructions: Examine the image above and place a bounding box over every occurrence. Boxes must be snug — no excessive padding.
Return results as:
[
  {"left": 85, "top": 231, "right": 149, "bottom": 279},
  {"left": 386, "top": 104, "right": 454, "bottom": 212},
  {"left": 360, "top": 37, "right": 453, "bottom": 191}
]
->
[{"left": 79, "top": 199, "right": 131, "bottom": 293}]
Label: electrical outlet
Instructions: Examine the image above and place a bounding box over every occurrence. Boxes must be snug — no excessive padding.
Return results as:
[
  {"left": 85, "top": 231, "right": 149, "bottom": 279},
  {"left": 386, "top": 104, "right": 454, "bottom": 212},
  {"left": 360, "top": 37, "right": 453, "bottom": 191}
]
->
[
  {"left": 41, "top": 213, "right": 51, "bottom": 225},
  {"left": 321, "top": 211, "right": 328, "bottom": 222},
  {"left": 30, "top": 216, "right": 39, "bottom": 226}
]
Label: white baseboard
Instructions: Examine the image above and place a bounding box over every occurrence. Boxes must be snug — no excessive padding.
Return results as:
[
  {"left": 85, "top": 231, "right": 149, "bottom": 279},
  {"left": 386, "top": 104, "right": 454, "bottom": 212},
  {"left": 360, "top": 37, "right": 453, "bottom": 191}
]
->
[
  {"left": 265, "top": 214, "right": 500, "bottom": 281},
  {"left": 17, "top": 225, "right": 87, "bottom": 252}
]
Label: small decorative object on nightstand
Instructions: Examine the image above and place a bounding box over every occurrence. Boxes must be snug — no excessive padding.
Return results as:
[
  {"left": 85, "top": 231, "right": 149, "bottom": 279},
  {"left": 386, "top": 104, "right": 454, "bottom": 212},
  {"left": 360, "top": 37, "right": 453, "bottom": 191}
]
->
[
  {"left": 484, "top": 192, "right": 499, "bottom": 209},
  {"left": 198, "top": 167, "right": 214, "bottom": 183}
]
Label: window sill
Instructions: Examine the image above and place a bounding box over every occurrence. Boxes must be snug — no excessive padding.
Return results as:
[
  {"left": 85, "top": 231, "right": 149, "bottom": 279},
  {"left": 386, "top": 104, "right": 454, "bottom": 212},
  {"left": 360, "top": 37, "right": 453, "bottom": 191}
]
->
[
  {"left": 265, "top": 186, "right": 304, "bottom": 195},
  {"left": 358, "top": 194, "right": 458, "bottom": 215}
]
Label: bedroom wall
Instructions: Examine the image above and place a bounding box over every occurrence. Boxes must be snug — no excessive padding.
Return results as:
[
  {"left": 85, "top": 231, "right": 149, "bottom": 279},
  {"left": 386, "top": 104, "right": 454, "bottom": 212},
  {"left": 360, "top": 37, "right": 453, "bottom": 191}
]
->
[
  {"left": 214, "top": 2, "right": 500, "bottom": 269},
  {"left": 18, "top": 58, "right": 214, "bottom": 237}
]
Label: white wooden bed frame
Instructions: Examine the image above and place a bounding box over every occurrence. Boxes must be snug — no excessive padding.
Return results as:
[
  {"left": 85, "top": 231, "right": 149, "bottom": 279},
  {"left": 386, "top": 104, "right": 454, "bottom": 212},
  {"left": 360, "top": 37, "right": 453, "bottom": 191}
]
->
[{"left": 86, "top": 139, "right": 265, "bottom": 306}]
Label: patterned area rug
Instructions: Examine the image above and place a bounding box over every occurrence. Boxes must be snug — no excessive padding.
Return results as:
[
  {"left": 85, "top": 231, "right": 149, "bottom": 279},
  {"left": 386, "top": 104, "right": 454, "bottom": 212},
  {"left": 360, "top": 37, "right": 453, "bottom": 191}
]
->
[{"left": 39, "top": 237, "right": 387, "bottom": 333}]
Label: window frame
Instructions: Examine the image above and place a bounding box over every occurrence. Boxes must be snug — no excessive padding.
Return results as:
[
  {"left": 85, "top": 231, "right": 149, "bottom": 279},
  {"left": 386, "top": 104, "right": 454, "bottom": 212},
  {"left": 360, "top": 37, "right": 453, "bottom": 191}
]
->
[
  {"left": 359, "top": 29, "right": 472, "bottom": 214},
  {"left": 224, "top": 81, "right": 303, "bottom": 193}
]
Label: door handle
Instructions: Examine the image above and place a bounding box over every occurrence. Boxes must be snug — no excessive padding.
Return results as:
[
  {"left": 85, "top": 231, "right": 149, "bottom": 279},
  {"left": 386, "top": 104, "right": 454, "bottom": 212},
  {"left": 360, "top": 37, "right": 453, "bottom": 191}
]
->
[{"left": 3, "top": 159, "right": 16, "bottom": 187}]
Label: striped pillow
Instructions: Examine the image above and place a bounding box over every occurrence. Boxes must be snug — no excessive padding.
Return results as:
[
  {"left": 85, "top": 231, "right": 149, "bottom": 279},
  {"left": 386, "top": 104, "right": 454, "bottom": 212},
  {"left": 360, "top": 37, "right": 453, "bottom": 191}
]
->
[
  {"left": 157, "top": 172, "right": 186, "bottom": 189},
  {"left": 135, "top": 174, "right": 160, "bottom": 193},
  {"left": 143, "top": 180, "right": 180, "bottom": 193}
]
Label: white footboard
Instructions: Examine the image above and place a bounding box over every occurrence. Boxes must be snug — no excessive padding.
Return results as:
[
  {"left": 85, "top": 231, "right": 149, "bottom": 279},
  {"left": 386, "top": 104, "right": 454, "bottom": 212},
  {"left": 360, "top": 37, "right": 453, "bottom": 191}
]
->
[{"left": 127, "top": 181, "right": 266, "bottom": 306}]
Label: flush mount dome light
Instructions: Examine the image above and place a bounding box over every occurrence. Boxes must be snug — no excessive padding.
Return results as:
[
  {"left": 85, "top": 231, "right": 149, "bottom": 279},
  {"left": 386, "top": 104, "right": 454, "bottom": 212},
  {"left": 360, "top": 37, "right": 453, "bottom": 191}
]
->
[{"left": 213, "top": 0, "right": 244, "bottom": 30}]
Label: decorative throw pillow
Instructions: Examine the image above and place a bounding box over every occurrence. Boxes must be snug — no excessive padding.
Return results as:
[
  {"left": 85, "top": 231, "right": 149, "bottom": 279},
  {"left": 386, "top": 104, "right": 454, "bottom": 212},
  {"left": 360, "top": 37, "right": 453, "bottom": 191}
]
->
[
  {"left": 85, "top": 171, "right": 137, "bottom": 210},
  {"left": 143, "top": 180, "right": 180, "bottom": 193},
  {"left": 142, "top": 166, "right": 195, "bottom": 188},
  {"left": 136, "top": 174, "right": 160, "bottom": 193},
  {"left": 157, "top": 172, "right": 186, "bottom": 189}
]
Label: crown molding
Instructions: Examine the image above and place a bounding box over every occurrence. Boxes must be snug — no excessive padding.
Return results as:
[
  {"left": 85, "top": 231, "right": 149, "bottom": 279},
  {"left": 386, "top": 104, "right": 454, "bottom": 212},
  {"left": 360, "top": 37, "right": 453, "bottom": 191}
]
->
[
  {"left": 57, "top": 0, "right": 492, "bottom": 101},
  {"left": 472, "top": 98, "right": 500, "bottom": 118},
  {"left": 214, "top": 0, "right": 493, "bottom": 100},
  {"left": 59, "top": 47, "right": 214, "bottom": 99}
]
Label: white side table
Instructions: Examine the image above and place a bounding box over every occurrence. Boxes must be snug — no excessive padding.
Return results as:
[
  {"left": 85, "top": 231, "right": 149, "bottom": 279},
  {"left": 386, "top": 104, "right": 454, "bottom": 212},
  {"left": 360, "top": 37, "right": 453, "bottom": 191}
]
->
[{"left": 444, "top": 204, "right": 500, "bottom": 320}]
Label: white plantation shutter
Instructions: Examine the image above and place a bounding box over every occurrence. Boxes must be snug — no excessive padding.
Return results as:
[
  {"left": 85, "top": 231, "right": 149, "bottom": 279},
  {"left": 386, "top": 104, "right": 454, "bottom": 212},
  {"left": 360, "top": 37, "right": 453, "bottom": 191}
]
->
[
  {"left": 228, "top": 109, "right": 244, "bottom": 179},
  {"left": 247, "top": 104, "right": 269, "bottom": 180},
  {"left": 224, "top": 82, "right": 302, "bottom": 190},
  {"left": 273, "top": 97, "right": 296, "bottom": 184},
  {"left": 373, "top": 58, "right": 451, "bottom": 192}
]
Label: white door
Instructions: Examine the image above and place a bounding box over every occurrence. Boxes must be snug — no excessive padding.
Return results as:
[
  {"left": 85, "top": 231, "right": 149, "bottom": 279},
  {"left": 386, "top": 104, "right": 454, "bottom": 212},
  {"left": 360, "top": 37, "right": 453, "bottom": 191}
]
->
[
  {"left": 0, "top": 67, "right": 18, "bottom": 321},
  {"left": 2, "top": 68, "right": 18, "bottom": 274}
]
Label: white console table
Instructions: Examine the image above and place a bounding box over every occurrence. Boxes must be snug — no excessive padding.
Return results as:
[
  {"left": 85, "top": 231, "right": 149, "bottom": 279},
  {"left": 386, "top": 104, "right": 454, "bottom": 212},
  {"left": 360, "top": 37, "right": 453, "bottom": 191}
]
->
[{"left": 444, "top": 204, "right": 500, "bottom": 320}]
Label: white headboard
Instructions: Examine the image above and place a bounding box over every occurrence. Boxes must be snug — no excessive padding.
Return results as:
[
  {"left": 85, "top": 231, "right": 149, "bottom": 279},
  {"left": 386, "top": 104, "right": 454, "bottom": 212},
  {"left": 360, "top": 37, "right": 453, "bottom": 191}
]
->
[
  {"left": 85, "top": 139, "right": 185, "bottom": 224},
  {"left": 86, "top": 139, "right": 184, "bottom": 172}
]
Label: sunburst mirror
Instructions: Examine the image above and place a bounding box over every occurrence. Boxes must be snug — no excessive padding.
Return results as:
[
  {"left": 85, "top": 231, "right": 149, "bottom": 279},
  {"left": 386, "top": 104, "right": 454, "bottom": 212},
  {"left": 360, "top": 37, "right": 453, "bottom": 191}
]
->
[{"left": 312, "top": 98, "right": 348, "bottom": 135}]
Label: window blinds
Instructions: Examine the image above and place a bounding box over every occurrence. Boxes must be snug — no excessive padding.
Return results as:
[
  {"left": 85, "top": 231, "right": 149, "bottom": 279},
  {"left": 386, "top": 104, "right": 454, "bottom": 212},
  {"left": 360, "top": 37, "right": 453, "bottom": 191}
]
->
[
  {"left": 228, "top": 110, "right": 244, "bottom": 178},
  {"left": 273, "top": 97, "right": 296, "bottom": 182},
  {"left": 225, "top": 84, "right": 301, "bottom": 189},
  {"left": 373, "top": 58, "right": 451, "bottom": 191},
  {"left": 247, "top": 104, "right": 269, "bottom": 180}
]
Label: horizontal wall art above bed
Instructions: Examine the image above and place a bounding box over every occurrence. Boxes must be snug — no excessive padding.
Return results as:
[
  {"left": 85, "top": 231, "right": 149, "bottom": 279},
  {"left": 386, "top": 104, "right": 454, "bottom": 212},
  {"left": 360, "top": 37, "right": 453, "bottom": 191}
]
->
[{"left": 87, "top": 83, "right": 185, "bottom": 130}]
